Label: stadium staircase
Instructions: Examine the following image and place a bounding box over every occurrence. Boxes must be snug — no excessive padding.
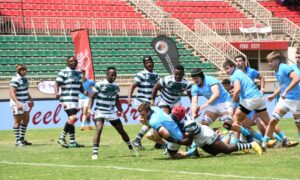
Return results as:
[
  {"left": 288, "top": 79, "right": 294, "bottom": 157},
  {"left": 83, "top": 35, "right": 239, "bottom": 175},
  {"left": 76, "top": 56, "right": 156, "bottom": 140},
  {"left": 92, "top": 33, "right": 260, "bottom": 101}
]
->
[{"left": 129, "top": 0, "right": 246, "bottom": 70}]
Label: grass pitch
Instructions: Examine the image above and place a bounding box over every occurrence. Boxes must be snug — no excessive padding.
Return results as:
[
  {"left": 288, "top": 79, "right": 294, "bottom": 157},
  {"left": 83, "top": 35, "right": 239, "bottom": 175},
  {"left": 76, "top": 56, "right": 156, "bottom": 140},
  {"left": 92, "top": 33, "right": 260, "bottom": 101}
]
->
[{"left": 0, "top": 120, "right": 299, "bottom": 180}]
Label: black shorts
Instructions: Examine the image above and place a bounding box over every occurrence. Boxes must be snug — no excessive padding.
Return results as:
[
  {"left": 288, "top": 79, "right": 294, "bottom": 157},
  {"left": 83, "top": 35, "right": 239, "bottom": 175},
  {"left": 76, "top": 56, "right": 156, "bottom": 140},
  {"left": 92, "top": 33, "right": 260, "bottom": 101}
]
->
[{"left": 65, "top": 108, "right": 78, "bottom": 117}]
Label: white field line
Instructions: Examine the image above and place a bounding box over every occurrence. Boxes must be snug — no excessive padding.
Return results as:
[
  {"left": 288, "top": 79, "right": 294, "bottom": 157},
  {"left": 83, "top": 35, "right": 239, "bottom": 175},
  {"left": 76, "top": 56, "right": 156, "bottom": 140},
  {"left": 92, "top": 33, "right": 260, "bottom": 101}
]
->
[{"left": 0, "top": 161, "right": 297, "bottom": 180}]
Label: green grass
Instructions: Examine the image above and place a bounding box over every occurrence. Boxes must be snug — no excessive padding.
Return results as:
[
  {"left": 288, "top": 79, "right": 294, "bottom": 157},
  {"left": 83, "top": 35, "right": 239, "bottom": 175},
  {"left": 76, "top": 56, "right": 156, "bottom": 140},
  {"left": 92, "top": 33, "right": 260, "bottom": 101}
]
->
[{"left": 0, "top": 120, "right": 299, "bottom": 180}]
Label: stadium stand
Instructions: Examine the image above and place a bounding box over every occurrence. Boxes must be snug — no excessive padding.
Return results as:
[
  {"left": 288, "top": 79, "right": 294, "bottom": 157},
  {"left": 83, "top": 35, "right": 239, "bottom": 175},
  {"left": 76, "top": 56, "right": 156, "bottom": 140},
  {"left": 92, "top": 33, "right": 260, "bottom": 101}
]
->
[
  {"left": 0, "top": 35, "right": 217, "bottom": 77},
  {"left": 156, "top": 0, "right": 246, "bottom": 30},
  {"left": 259, "top": 1, "right": 300, "bottom": 26}
]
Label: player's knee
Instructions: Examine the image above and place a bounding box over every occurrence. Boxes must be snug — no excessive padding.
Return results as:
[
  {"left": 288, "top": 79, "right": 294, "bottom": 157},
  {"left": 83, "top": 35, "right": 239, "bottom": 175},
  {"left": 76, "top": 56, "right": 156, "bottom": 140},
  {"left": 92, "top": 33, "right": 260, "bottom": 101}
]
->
[
  {"left": 201, "top": 115, "right": 212, "bottom": 126},
  {"left": 294, "top": 119, "right": 300, "bottom": 126},
  {"left": 271, "top": 112, "right": 283, "bottom": 122},
  {"left": 67, "top": 115, "right": 77, "bottom": 125},
  {"left": 223, "top": 120, "right": 233, "bottom": 130}
]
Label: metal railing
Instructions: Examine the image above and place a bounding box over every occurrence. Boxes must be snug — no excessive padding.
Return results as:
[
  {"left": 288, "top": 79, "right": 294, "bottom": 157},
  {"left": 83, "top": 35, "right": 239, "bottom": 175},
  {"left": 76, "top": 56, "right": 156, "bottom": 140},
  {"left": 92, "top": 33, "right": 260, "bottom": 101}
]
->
[
  {"left": 199, "top": 18, "right": 299, "bottom": 43},
  {"left": 232, "top": 0, "right": 272, "bottom": 20},
  {"left": 129, "top": 0, "right": 236, "bottom": 70},
  {"left": 194, "top": 19, "right": 247, "bottom": 64},
  {"left": 0, "top": 16, "right": 160, "bottom": 36}
]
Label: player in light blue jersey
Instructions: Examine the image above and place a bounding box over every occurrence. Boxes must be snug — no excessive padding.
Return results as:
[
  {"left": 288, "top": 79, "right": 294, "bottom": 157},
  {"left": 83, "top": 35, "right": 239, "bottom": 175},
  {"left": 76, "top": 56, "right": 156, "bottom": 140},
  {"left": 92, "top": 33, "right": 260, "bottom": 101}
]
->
[
  {"left": 55, "top": 56, "right": 84, "bottom": 148},
  {"left": 290, "top": 49, "right": 300, "bottom": 138},
  {"left": 137, "top": 103, "right": 181, "bottom": 156},
  {"left": 223, "top": 60, "right": 289, "bottom": 148},
  {"left": 190, "top": 69, "right": 238, "bottom": 133},
  {"left": 128, "top": 56, "right": 160, "bottom": 150},
  {"left": 137, "top": 103, "right": 198, "bottom": 158},
  {"left": 10, "top": 64, "right": 34, "bottom": 147},
  {"left": 89, "top": 67, "right": 138, "bottom": 160},
  {"left": 262, "top": 51, "right": 300, "bottom": 149},
  {"left": 79, "top": 70, "right": 95, "bottom": 131},
  {"left": 235, "top": 55, "right": 265, "bottom": 93}
]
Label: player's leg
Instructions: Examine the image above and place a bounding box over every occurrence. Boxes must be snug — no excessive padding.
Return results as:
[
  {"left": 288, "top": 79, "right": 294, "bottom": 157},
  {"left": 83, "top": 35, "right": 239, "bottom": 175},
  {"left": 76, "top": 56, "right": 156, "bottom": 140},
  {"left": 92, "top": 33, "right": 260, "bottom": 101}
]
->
[
  {"left": 20, "top": 111, "right": 32, "bottom": 145},
  {"left": 91, "top": 118, "right": 105, "bottom": 160},
  {"left": 13, "top": 114, "right": 23, "bottom": 146},
  {"left": 294, "top": 113, "right": 300, "bottom": 139},
  {"left": 132, "top": 125, "right": 149, "bottom": 150},
  {"left": 145, "top": 129, "right": 166, "bottom": 149},
  {"left": 202, "top": 140, "right": 262, "bottom": 156},
  {"left": 200, "top": 111, "right": 218, "bottom": 126},
  {"left": 230, "top": 106, "right": 252, "bottom": 141},
  {"left": 110, "top": 119, "right": 139, "bottom": 156}
]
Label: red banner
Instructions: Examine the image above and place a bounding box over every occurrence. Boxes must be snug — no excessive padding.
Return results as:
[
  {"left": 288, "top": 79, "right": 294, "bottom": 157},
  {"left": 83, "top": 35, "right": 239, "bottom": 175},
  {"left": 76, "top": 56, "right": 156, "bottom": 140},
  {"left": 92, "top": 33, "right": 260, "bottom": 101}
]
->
[
  {"left": 231, "top": 41, "right": 288, "bottom": 50},
  {"left": 71, "top": 29, "right": 95, "bottom": 80}
]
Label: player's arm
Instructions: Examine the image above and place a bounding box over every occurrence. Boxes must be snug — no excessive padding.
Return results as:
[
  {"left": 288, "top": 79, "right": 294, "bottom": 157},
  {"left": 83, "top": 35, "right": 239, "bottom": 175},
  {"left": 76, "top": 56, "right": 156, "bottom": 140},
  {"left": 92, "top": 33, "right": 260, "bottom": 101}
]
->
[
  {"left": 54, "top": 82, "right": 62, "bottom": 99},
  {"left": 128, "top": 82, "right": 138, "bottom": 106},
  {"left": 257, "top": 74, "right": 265, "bottom": 93},
  {"left": 28, "top": 93, "right": 34, "bottom": 107},
  {"left": 200, "top": 84, "right": 219, "bottom": 110},
  {"left": 268, "top": 87, "right": 281, "bottom": 101},
  {"left": 232, "top": 80, "right": 241, "bottom": 103},
  {"left": 151, "top": 82, "right": 162, "bottom": 105},
  {"left": 187, "top": 90, "right": 192, "bottom": 101},
  {"left": 88, "top": 91, "right": 96, "bottom": 110},
  {"left": 191, "top": 95, "right": 198, "bottom": 119},
  {"left": 116, "top": 94, "right": 128, "bottom": 122},
  {"left": 281, "top": 71, "right": 300, "bottom": 99},
  {"left": 9, "top": 86, "right": 22, "bottom": 110}
]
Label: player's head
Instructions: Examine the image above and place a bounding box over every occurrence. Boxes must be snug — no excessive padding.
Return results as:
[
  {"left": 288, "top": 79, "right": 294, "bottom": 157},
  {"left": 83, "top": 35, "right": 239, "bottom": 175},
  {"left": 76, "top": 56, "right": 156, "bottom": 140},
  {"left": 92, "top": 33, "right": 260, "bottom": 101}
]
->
[
  {"left": 106, "top": 67, "right": 117, "bottom": 83},
  {"left": 191, "top": 68, "right": 205, "bottom": 86},
  {"left": 223, "top": 60, "right": 236, "bottom": 75},
  {"left": 174, "top": 65, "right": 184, "bottom": 82},
  {"left": 296, "top": 48, "right": 300, "bottom": 65},
  {"left": 137, "top": 102, "right": 152, "bottom": 122},
  {"left": 235, "top": 55, "right": 247, "bottom": 69},
  {"left": 171, "top": 105, "right": 186, "bottom": 121},
  {"left": 16, "top": 64, "right": 27, "bottom": 77},
  {"left": 266, "top": 51, "right": 285, "bottom": 70},
  {"left": 66, "top": 56, "right": 78, "bottom": 70},
  {"left": 143, "top": 56, "right": 154, "bottom": 72},
  {"left": 221, "top": 78, "right": 231, "bottom": 92},
  {"left": 184, "top": 120, "right": 200, "bottom": 135}
]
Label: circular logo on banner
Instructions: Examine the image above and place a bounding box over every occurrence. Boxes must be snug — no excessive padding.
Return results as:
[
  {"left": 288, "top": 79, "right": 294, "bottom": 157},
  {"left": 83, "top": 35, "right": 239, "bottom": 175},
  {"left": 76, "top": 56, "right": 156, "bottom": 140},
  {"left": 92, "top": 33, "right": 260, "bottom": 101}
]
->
[
  {"left": 37, "top": 81, "right": 56, "bottom": 94},
  {"left": 155, "top": 40, "right": 169, "bottom": 54}
]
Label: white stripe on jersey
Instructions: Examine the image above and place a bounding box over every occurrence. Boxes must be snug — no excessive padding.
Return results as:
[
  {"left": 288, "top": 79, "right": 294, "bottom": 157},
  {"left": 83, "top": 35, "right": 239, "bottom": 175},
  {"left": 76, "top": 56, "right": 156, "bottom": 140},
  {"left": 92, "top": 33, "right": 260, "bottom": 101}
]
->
[
  {"left": 56, "top": 67, "right": 82, "bottom": 103},
  {"left": 134, "top": 70, "right": 160, "bottom": 102},
  {"left": 93, "top": 79, "right": 120, "bottom": 114},
  {"left": 160, "top": 75, "right": 192, "bottom": 104},
  {"left": 9, "top": 74, "right": 29, "bottom": 102}
]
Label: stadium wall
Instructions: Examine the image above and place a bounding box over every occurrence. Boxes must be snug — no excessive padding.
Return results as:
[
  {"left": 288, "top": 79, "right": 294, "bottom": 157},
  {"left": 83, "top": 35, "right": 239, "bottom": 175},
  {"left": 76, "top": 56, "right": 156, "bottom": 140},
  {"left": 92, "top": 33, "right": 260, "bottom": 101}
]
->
[{"left": 0, "top": 95, "right": 292, "bottom": 130}]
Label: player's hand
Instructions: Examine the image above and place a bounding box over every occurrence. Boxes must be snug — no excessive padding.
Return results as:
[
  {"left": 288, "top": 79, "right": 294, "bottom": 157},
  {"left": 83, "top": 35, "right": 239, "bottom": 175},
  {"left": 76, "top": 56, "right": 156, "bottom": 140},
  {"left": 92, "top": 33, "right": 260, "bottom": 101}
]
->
[
  {"left": 150, "top": 99, "right": 154, "bottom": 106},
  {"left": 16, "top": 103, "right": 23, "bottom": 110},
  {"left": 84, "top": 90, "right": 88, "bottom": 96},
  {"left": 139, "top": 116, "right": 147, "bottom": 125},
  {"left": 260, "top": 88, "right": 265, "bottom": 95},
  {"left": 281, "top": 92, "right": 287, "bottom": 99},
  {"left": 128, "top": 98, "right": 132, "bottom": 106},
  {"left": 55, "top": 94, "right": 60, "bottom": 99},
  {"left": 200, "top": 102, "right": 209, "bottom": 110},
  {"left": 118, "top": 111, "right": 128, "bottom": 123},
  {"left": 28, "top": 100, "right": 34, "bottom": 108},
  {"left": 267, "top": 95, "right": 274, "bottom": 102}
]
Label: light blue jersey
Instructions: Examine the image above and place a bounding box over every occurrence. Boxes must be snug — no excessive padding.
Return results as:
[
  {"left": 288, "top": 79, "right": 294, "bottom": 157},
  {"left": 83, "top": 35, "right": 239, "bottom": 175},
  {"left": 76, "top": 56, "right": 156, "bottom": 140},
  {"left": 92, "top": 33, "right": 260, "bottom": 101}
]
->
[
  {"left": 191, "top": 76, "right": 230, "bottom": 105},
  {"left": 79, "top": 78, "right": 95, "bottom": 99},
  {"left": 245, "top": 67, "right": 260, "bottom": 82},
  {"left": 148, "top": 107, "right": 183, "bottom": 140},
  {"left": 290, "top": 64, "right": 300, "bottom": 77},
  {"left": 230, "top": 69, "right": 262, "bottom": 100},
  {"left": 276, "top": 63, "right": 300, "bottom": 100}
]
